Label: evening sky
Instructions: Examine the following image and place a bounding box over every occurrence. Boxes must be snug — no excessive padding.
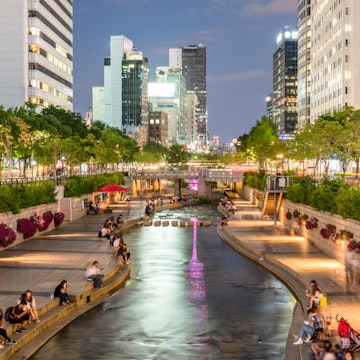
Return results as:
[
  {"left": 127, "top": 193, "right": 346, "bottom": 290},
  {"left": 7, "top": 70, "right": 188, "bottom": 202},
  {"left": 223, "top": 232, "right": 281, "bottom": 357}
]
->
[{"left": 73, "top": 0, "right": 297, "bottom": 144}]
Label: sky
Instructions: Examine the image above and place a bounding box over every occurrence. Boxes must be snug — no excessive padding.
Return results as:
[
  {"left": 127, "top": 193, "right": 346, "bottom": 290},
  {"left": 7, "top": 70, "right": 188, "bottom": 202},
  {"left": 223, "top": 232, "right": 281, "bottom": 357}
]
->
[{"left": 73, "top": 0, "right": 297, "bottom": 144}]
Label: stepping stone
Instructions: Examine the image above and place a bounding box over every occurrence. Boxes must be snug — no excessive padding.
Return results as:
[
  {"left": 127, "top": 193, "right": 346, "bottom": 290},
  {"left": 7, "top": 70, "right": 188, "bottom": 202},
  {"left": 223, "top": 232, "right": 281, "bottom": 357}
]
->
[
  {"left": 154, "top": 220, "right": 161, "bottom": 226},
  {"left": 172, "top": 221, "right": 178, "bottom": 226},
  {"left": 162, "top": 221, "right": 169, "bottom": 226},
  {"left": 180, "top": 221, "right": 187, "bottom": 227}
]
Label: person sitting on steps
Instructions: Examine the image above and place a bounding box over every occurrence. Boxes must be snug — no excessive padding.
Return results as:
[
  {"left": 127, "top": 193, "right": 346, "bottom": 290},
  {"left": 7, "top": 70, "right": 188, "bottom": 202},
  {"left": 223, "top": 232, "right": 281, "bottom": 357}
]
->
[
  {"left": 293, "top": 307, "right": 324, "bottom": 345},
  {"left": 306, "top": 280, "right": 323, "bottom": 310},
  {"left": 8, "top": 300, "right": 30, "bottom": 334},
  {"left": 86, "top": 261, "right": 104, "bottom": 288},
  {"left": 54, "top": 280, "right": 70, "bottom": 306}
]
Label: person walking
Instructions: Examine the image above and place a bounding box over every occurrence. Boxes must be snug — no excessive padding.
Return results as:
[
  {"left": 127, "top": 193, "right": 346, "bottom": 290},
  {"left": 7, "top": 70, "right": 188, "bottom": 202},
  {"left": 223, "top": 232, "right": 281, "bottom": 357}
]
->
[
  {"left": 344, "top": 250, "right": 355, "bottom": 285},
  {"left": 351, "top": 251, "right": 360, "bottom": 287}
]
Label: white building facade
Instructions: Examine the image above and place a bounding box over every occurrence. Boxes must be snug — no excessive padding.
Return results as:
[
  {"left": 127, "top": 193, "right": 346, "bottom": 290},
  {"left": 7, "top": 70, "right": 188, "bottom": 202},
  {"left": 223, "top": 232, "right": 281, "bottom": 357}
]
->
[
  {"left": 0, "top": 0, "right": 73, "bottom": 111},
  {"left": 103, "top": 35, "right": 133, "bottom": 128},
  {"left": 310, "top": 0, "right": 360, "bottom": 121}
]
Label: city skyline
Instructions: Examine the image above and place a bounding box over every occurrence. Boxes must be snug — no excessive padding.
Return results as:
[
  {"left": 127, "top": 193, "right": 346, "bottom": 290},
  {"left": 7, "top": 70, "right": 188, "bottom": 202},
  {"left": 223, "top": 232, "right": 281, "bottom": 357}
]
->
[{"left": 73, "top": 0, "right": 297, "bottom": 144}]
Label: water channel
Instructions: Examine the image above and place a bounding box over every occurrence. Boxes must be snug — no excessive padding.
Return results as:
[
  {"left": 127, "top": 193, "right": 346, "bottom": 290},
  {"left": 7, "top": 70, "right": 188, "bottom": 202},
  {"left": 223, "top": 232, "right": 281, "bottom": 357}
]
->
[{"left": 31, "top": 204, "right": 295, "bottom": 359}]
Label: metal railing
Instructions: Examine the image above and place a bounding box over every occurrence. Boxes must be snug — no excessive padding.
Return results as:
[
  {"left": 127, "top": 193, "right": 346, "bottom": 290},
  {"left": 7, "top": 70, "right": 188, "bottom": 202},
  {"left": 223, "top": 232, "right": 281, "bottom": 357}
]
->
[{"left": 265, "top": 176, "right": 293, "bottom": 191}]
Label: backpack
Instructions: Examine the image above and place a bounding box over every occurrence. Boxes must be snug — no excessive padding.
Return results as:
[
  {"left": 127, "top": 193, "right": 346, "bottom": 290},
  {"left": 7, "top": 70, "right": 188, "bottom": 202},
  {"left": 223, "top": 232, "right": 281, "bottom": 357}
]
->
[{"left": 4, "top": 307, "right": 14, "bottom": 322}]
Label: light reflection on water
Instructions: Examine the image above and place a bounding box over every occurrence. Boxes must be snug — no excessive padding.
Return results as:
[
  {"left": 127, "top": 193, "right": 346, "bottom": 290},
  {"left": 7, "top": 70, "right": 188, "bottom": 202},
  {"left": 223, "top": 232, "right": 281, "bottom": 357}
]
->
[{"left": 31, "top": 204, "right": 294, "bottom": 360}]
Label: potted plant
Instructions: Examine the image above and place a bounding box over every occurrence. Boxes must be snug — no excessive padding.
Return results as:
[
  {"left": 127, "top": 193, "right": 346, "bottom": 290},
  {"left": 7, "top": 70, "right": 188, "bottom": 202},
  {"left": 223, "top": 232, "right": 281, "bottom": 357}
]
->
[
  {"left": 54, "top": 212, "right": 65, "bottom": 227},
  {"left": 305, "top": 217, "right": 318, "bottom": 230},
  {"left": 285, "top": 211, "right": 292, "bottom": 220},
  {"left": 0, "top": 223, "right": 17, "bottom": 247},
  {"left": 320, "top": 224, "right": 337, "bottom": 239}
]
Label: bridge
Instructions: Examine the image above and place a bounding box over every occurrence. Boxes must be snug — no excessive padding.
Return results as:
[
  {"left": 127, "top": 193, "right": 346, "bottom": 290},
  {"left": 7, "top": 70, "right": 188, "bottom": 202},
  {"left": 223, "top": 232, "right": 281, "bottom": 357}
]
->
[{"left": 129, "top": 168, "right": 244, "bottom": 197}]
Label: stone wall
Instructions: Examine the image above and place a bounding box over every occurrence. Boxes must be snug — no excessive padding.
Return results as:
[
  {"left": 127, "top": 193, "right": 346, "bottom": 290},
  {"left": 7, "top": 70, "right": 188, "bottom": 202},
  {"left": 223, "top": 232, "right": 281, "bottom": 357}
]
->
[
  {"left": 243, "top": 185, "right": 359, "bottom": 264},
  {"left": 0, "top": 203, "right": 58, "bottom": 249},
  {"left": 0, "top": 191, "right": 92, "bottom": 251},
  {"left": 278, "top": 200, "right": 357, "bottom": 263}
]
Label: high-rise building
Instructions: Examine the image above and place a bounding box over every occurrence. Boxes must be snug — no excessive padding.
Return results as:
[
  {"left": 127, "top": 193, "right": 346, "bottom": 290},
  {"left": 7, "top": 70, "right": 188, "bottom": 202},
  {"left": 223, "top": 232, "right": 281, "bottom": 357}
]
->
[
  {"left": 272, "top": 26, "right": 298, "bottom": 134},
  {"left": 0, "top": 0, "right": 73, "bottom": 111},
  {"left": 169, "top": 44, "right": 207, "bottom": 149},
  {"left": 122, "top": 48, "right": 149, "bottom": 135},
  {"left": 297, "top": 0, "right": 312, "bottom": 128},
  {"left": 310, "top": 1, "right": 360, "bottom": 122},
  {"left": 148, "top": 111, "right": 168, "bottom": 147},
  {"left": 92, "top": 86, "right": 105, "bottom": 123},
  {"left": 103, "top": 35, "right": 133, "bottom": 128}
]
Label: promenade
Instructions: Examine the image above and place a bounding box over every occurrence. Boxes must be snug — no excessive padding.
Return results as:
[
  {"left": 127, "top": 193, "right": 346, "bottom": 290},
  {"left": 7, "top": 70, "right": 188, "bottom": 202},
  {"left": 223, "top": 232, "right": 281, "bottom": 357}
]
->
[
  {"left": 1, "top": 195, "right": 359, "bottom": 359},
  {"left": 0, "top": 200, "right": 146, "bottom": 360},
  {"left": 218, "top": 198, "right": 360, "bottom": 359}
]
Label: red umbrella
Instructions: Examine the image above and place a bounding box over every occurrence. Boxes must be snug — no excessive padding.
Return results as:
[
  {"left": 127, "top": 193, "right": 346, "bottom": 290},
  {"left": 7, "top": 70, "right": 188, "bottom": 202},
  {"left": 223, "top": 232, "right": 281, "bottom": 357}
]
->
[{"left": 97, "top": 184, "right": 129, "bottom": 192}]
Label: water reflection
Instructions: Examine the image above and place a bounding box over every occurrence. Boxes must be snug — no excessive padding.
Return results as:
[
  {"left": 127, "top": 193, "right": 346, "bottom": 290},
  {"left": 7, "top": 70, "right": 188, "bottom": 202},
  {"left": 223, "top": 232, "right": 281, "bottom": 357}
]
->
[{"left": 31, "top": 205, "right": 294, "bottom": 360}]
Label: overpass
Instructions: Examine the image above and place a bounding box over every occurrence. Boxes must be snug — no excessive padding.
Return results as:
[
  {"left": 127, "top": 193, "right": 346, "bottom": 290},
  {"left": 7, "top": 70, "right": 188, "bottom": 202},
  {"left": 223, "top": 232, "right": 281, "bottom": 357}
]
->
[{"left": 129, "top": 168, "right": 243, "bottom": 197}]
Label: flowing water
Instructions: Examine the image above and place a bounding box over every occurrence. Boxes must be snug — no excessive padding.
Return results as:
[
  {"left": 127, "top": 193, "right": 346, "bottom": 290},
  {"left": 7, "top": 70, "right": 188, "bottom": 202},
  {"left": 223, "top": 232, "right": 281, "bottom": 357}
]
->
[{"left": 31, "top": 204, "right": 294, "bottom": 359}]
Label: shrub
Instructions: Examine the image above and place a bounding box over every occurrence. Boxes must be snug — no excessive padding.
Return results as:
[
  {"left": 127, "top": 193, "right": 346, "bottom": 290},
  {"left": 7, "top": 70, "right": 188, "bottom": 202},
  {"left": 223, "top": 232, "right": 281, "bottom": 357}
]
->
[
  {"left": 335, "top": 187, "right": 360, "bottom": 221},
  {"left": 320, "top": 224, "right": 337, "bottom": 239},
  {"left": 285, "top": 211, "right": 292, "bottom": 220},
  {"left": 39, "top": 211, "right": 54, "bottom": 231},
  {"left": 285, "top": 176, "right": 316, "bottom": 205},
  {"left": 347, "top": 239, "right": 360, "bottom": 252},
  {"left": 243, "top": 170, "right": 267, "bottom": 191},
  {"left": 305, "top": 217, "right": 318, "bottom": 230},
  {"left": 54, "top": 212, "right": 65, "bottom": 227},
  {"left": 17, "top": 218, "right": 37, "bottom": 239},
  {"left": 293, "top": 209, "right": 300, "bottom": 218},
  {"left": 0, "top": 223, "right": 17, "bottom": 247}
]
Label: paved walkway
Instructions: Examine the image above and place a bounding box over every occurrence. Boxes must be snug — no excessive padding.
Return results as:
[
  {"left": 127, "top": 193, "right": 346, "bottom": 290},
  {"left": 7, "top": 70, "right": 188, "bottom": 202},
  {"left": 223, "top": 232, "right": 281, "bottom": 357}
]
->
[
  {"left": 1, "top": 196, "right": 360, "bottom": 359},
  {"left": 219, "top": 198, "right": 360, "bottom": 359},
  {"left": 0, "top": 199, "right": 146, "bottom": 359}
]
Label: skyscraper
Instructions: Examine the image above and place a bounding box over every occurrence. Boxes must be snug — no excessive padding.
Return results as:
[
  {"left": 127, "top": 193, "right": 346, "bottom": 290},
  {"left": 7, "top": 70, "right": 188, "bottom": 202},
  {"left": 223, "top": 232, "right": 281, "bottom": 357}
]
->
[
  {"left": 169, "top": 44, "right": 207, "bottom": 149},
  {"left": 297, "top": 0, "right": 311, "bottom": 128},
  {"left": 0, "top": 0, "right": 73, "bottom": 111},
  {"left": 310, "top": 1, "right": 360, "bottom": 122},
  {"left": 122, "top": 48, "right": 149, "bottom": 134},
  {"left": 272, "top": 26, "right": 298, "bottom": 134},
  {"left": 103, "top": 35, "right": 133, "bottom": 128}
]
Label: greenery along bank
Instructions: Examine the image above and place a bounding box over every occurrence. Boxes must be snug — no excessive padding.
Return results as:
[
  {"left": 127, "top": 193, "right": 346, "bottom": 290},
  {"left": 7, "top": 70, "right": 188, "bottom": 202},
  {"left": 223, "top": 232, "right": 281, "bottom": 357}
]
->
[
  {"left": 0, "top": 172, "right": 126, "bottom": 214},
  {"left": 244, "top": 171, "right": 360, "bottom": 222}
]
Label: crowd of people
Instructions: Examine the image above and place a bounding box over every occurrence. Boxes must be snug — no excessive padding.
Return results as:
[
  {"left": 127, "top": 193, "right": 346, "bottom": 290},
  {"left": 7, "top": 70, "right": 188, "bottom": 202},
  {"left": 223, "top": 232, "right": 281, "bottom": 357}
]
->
[
  {"left": 219, "top": 196, "right": 237, "bottom": 215},
  {"left": 293, "top": 280, "right": 356, "bottom": 360},
  {"left": 97, "top": 214, "right": 131, "bottom": 265}
]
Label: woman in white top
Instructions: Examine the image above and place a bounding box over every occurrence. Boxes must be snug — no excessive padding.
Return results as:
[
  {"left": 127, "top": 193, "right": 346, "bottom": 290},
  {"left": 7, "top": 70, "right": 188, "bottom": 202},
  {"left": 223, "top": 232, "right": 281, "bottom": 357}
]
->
[{"left": 25, "top": 290, "right": 40, "bottom": 323}]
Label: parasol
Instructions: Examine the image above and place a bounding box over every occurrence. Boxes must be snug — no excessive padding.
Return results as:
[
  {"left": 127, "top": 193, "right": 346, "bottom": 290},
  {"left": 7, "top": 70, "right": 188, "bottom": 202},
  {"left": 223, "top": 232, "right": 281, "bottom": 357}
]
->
[{"left": 97, "top": 184, "right": 129, "bottom": 192}]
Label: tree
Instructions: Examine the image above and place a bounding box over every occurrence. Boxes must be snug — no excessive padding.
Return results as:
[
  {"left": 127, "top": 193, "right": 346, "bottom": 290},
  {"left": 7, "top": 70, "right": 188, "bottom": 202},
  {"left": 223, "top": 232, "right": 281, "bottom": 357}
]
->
[
  {"left": 166, "top": 144, "right": 190, "bottom": 164},
  {"left": 246, "top": 116, "right": 279, "bottom": 169}
]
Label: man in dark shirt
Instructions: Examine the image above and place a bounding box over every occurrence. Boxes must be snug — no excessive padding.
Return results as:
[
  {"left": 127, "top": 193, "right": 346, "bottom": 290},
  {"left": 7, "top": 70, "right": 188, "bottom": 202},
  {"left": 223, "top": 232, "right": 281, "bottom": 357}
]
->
[{"left": 9, "top": 300, "right": 29, "bottom": 334}]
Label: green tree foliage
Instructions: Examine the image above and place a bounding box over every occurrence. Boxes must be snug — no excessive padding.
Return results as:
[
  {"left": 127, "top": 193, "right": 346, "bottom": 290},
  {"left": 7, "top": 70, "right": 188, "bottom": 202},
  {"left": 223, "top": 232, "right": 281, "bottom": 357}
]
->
[
  {"left": 166, "top": 144, "right": 191, "bottom": 164},
  {"left": 64, "top": 173, "right": 125, "bottom": 197},
  {"left": 243, "top": 170, "right": 267, "bottom": 190},
  {"left": 245, "top": 116, "right": 279, "bottom": 168}
]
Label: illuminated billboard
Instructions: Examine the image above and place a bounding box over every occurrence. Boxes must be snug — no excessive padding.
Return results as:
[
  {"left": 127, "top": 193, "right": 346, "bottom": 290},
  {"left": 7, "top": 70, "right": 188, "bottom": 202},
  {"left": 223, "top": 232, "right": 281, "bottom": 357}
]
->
[{"left": 148, "top": 83, "right": 175, "bottom": 98}]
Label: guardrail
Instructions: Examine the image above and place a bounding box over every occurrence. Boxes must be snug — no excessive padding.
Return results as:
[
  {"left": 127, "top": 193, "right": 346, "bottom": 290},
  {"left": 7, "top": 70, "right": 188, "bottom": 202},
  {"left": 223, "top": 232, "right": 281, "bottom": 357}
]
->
[{"left": 265, "top": 176, "right": 292, "bottom": 191}]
